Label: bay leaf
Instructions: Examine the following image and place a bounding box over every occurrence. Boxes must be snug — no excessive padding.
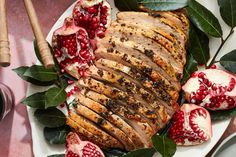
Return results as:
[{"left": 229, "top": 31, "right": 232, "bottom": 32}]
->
[
  {"left": 34, "top": 39, "right": 43, "bottom": 64},
  {"left": 220, "top": 49, "right": 236, "bottom": 73},
  {"left": 121, "top": 148, "right": 156, "bottom": 157},
  {"left": 13, "top": 66, "right": 55, "bottom": 86},
  {"left": 21, "top": 92, "right": 46, "bottom": 109},
  {"left": 188, "top": 23, "right": 210, "bottom": 65},
  {"left": 187, "top": 0, "right": 223, "bottom": 37},
  {"left": 114, "top": 0, "right": 139, "bottom": 11},
  {"left": 210, "top": 107, "right": 236, "bottom": 121},
  {"left": 181, "top": 54, "right": 198, "bottom": 85},
  {"left": 139, "top": 0, "right": 187, "bottom": 11},
  {"left": 44, "top": 126, "right": 68, "bottom": 144},
  {"left": 152, "top": 135, "right": 176, "bottom": 157},
  {"left": 34, "top": 108, "right": 66, "bottom": 128},
  {"left": 218, "top": 0, "right": 236, "bottom": 27},
  {"left": 23, "top": 65, "right": 58, "bottom": 82},
  {"left": 45, "top": 87, "right": 67, "bottom": 108}
]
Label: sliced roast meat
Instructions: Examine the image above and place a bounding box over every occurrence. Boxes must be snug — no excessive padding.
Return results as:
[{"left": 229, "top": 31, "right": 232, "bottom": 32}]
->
[
  {"left": 64, "top": 11, "right": 189, "bottom": 151},
  {"left": 66, "top": 117, "right": 110, "bottom": 149},
  {"left": 88, "top": 65, "right": 155, "bottom": 103},
  {"left": 75, "top": 90, "right": 145, "bottom": 148},
  {"left": 95, "top": 47, "right": 179, "bottom": 102},
  {"left": 67, "top": 109, "right": 123, "bottom": 149},
  {"left": 95, "top": 58, "right": 179, "bottom": 115},
  {"left": 77, "top": 77, "right": 161, "bottom": 131},
  {"left": 112, "top": 20, "right": 186, "bottom": 66},
  {"left": 117, "top": 12, "right": 187, "bottom": 41},
  {"left": 106, "top": 22, "right": 185, "bottom": 65},
  {"left": 75, "top": 103, "right": 136, "bottom": 150},
  {"left": 98, "top": 35, "right": 182, "bottom": 82},
  {"left": 153, "top": 11, "right": 189, "bottom": 36},
  {"left": 83, "top": 90, "right": 154, "bottom": 146}
]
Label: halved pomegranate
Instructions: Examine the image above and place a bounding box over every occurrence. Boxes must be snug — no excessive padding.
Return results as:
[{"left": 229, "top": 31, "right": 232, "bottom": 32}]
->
[
  {"left": 168, "top": 104, "right": 212, "bottom": 146},
  {"left": 66, "top": 132, "right": 105, "bottom": 157},
  {"left": 52, "top": 17, "right": 94, "bottom": 78},
  {"left": 183, "top": 69, "right": 236, "bottom": 110},
  {"left": 72, "top": 0, "right": 112, "bottom": 39}
]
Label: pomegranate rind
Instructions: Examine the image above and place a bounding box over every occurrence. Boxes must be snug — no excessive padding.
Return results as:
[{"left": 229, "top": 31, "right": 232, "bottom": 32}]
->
[
  {"left": 182, "top": 69, "right": 236, "bottom": 110},
  {"left": 66, "top": 132, "right": 105, "bottom": 157},
  {"left": 169, "top": 104, "right": 212, "bottom": 146}
]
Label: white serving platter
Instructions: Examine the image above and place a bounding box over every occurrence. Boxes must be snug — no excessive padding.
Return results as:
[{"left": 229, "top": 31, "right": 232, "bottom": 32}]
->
[{"left": 27, "top": 0, "right": 235, "bottom": 156}]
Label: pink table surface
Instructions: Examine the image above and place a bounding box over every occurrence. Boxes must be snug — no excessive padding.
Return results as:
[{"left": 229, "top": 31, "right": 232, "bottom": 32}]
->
[
  {"left": 0, "top": 1, "right": 235, "bottom": 157},
  {"left": 0, "top": 1, "right": 73, "bottom": 156}
]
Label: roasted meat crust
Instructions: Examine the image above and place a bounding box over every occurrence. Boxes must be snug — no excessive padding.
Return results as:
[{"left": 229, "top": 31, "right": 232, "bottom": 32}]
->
[{"left": 66, "top": 11, "right": 188, "bottom": 151}]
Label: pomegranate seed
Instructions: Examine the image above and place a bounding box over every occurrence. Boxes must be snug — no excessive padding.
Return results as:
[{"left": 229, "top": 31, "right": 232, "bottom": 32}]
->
[
  {"left": 227, "top": 97, "right": 235, "bottom": 105},
  {"left": 199, "top": 85, "right": 205, "bottom": 91},
  {"left": 203, "top": 79, "right": 209, "bottom": 85},
  {"left": 207, "top": 81, "right": 212, "bottom": 87},
  {"left": 210, "top": 64, "right": 217, "bottom": 69},
  {"left": 60, "top": 103, "right": 65, "bottom": 108},
  {"left": 68, "top": 80, "right": 74, "bottom": 85},
  {"left": 212, "top": 83, "right": 217, "bottom": 90},
  {"left": 97, "top": 30, "right": 105, "bottom": 38},
  {"left": 88, "top": 7, "right": 98, "bottom": 14},
  {"left": 198, "top": 72, "right": 205, "bottom": 79}
]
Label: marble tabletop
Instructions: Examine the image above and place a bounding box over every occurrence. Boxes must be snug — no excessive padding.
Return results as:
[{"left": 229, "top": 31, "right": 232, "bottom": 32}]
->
[{"left": 0, "top": 0, "right": 235, "bottom": 157}]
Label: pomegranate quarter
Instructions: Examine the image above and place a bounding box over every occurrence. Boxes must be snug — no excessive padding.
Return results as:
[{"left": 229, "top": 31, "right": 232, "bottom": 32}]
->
[
  {"left": 182, "top": 69, "right": 236, "bottom": 110},
  {"left": 52, "top": 17, "right": 94, "bottom": 78},
  {"left": 73, "top": 0, "right": 111, "bottom": 39},
  {"left": 168, "top": 104, "right": 212, "bottom": 146},
  {"left": 66, "top": 132, "right": 105, "bottom": 157}
]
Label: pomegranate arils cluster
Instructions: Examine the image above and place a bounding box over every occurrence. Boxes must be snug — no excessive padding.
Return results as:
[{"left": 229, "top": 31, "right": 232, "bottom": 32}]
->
[
  {"left": 183, "top": 69, "right": 236, "bottom": 110},
  {"left": 66, "top": 132, "right": 104, "bottom": 157},
  {"left": 73, "top": 0, "right": 111, "bottom": 39},
  {"left": 168, "top": 104, "right": 212, "bottom": 146},
  {"left": 52, "top": 18, "right": 94, "bottom": 77}
]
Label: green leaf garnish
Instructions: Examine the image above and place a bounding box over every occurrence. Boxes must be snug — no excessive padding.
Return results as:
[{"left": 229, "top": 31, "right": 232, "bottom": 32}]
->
[
  {"left": 21, "top": 92, "right": 46, "bottom": 109},
  {"left": 34, "top": 108, "right": 66, "bottom": 128},
  {"left": 44, "top": 125, "right": 68, "bottom": 144},
  {"left": 45, "top": 87, "right": 67, "bottom": 108},
  {"left": 139, "top": 0, "right": 187, "bottom": 11},
  {"left": 220, "top": 49, "right": 236, "bottom": 73},
  {"left": 114, "top": 0, "right": 139, "bottom": 11},
  {"left": 218, "top": 0, "right": 236, "bottom": 28},
  {"left": 103, "top": 149, "right": 127, "bottom": 157},
  {"left": 188, "top": 23, "right": 210, "bottom": 65},
  {"left": 121, "top": 148, "right": 156, "bottom": 157},
  {"left": 152, "top": 135, "right": 176, "bottom": 157},
  {"left": 13, "top": 66, "right": 56, "bottom": 86},
  {"left": 23, "top": 65, "right": 58, "bottom": 82},
  {"left": 181, "top": 54, "right": 198, "bottom": 84},
  {"left": 187, "top": 0, "right": 223, "bottom": 37},
  {"left": 210, "top": 107, "right": 236, "bottom": 121}
]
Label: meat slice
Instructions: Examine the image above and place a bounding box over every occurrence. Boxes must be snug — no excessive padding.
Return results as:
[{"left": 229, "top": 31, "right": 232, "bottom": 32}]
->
[
  {"left": 76, "top": 90, "right": 145, "bottom": 148},
  {"left": 66, "top": 117, "right": 110, "bottom": 149},
  {"left": 106, "top": 22, "right": 186, "bottom": 65},
  {"left": 77, "top": 77, "right": 160, "bottom": 131},
  {"left": 67, "top": 110, "right": 123, "bottom": 149},
  {"left": 95, "top": 58, "right": 179, "bottom": 115},
  {"left": 98, "top": 35, "right": 182, "bottom": 82},
  {"left": 95, "top": 47, "right": 179, "bottom": 102},
  {"left": 75, "top": 103, "right": 136, "bottom": 150},
  {"left": 116, "top": 12, "right": 187, "bottom": 44},
  {"left": 83, "top": 90, "right": 154, "bottom": 146},
  {"left": 88, "top": 65, "right": 155, "bottom": 103},
  {"left": 153, "top": 11, "right": 189, "bottom": 36}
]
